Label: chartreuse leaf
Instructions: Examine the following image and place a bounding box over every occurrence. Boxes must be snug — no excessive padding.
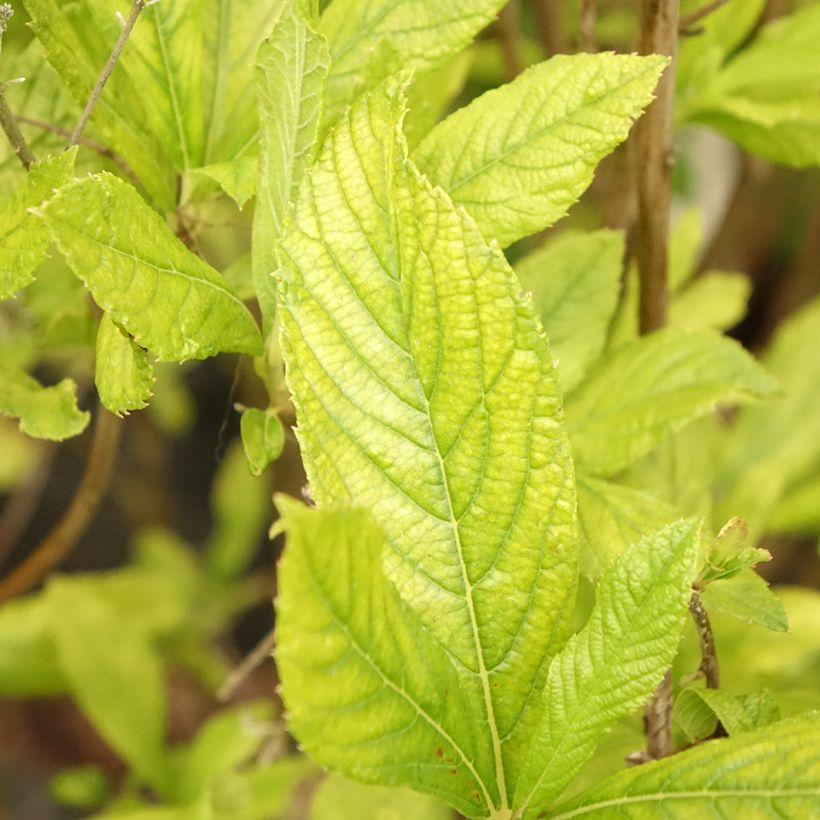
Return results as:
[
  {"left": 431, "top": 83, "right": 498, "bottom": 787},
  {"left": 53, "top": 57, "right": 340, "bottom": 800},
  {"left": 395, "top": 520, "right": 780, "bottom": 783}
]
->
[
  {"left": 311, "top": 773, "right": 452, "bottom": 820},
  {"left": 575, "top": 474, "right": 678, "bottom": 578},
  {"left": 513, "top": 519, "right": 700, "bottom": 817},
  {"left": 275, "top": 499, "right": 494, "bottom": 817},
  {"left": 0, "top": 370, "right": 89, "bottom": 440},
  {"left": 701, "top": 570, "right": 788, "bottom": 633},
  {"left": 253, "top": 1, "right": 329, "bottom": 328},
  {"left": 515, "top": 230, "right": 623, "bottom": 394},
  {"left": 48, "top": 578, "right": 169, "bottom": 795},
  {"left": 0, "top": 148, "right": 76, "bottom": 300},
  {"left": 240, "top": 407, "right": 284, "bottom": 476},
  {"left": 550, "top": 714, "right": 820, "bottom": 818},
  {"left": 414, "top": 54, "right": 665, "bottom": 247},
  {"left": 189, "top": 156, "right": 258, "bottom": 209},
  {"left": 675, "top": 686, "right": 780, "bottom": 742},
  {"left": 699, "top": 517, "right": 770, "bottom": 585},
  {"left": 567, "top": 328, "right": 779, "bottom": 477},
  {"left": 318, "top": 0, "right": 505, "bottom": 124},
  {"left": 669, "top": 271, "right": 750, "bottom": 332},
  {"left": 38, "top": 173, "right": 262, "bottom": 361},
  {"left": 277, "top": 77, "right": 578, "bottom": 813},
  {"left": 95, "top": 313, "right": 154, "bottom": 416},
  {"left": 680, "top": 5, "right": 820, "bottom": 167}
]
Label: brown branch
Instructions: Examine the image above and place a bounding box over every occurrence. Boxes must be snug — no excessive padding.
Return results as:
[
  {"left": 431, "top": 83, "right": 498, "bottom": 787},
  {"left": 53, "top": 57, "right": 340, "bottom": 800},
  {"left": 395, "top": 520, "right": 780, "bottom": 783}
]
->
[
  {"left": 495, "top": 1, "right": 522, "bottom": 81},
  {"left": 578, "top": 0, "right": 598, "bottom": 52},
  {"left": 218, "top": 627, "right": 277, "bottom": 702},
  {"left": 689, "top": 590, "right": 719, "bottom": 689},
  {"left": 645, "top": 670, "right": 674, "bottom": 759},
  {"left": 68, "top": 0, "right": 146, "bottom": 148},
  {"left": 533, "top": 0, "right": 569, "bottom": 56},
  {"left": 0, "top": 410, "right": 123, "bottom": 603},
  {"left": 633, "top": 0, "right": 679, "bottom": 334},
  {"left": 0, "top": 88, "right": 36, "bottom": 169},
  {"left": 679, "top": 0, "right": 730, "bottom": 33}
]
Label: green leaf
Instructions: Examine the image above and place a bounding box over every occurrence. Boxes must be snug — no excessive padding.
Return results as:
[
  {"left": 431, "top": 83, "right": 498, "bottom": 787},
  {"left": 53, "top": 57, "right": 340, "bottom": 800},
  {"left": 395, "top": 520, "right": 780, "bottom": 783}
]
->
[
  {"left": 318, "top": 0, "right": 505, "bottom": 124},
  {"left": 240, "top": 407, "right": 285, "bottom": 476},
  {"left": 253, "top": 2, "right": 329, "bottom": 328},
  {"left": 575, "top": 473, "right": 679, "bottom": 579},
  {"left": 275, "top": 499, "right": 494, "bottom": 818},
  {"left": 414, "top": 54, "right": 666, "bottom": 247},
  {"left": 95, "top": 313, "right": 154, "bottom": 416},
  {"left": 669, "top": 271, "right": 750, "bottom": 332},
  {"left": 48, "top": 578, "right": 169, "bottom": 794},
  {"left": 515, "top": 230, "right": 624, "bottom": 393},
  {"left": 39, "top": 173, "right": 262, "bottom": 361},
  {"left": 567, "top": 328, "right": 779, "bottom": 477},
  {"left": 49, "top": 765, "right": 109, "bottom": 809},
  {"left": 681, "top": 5, "right": 820, "bottom": 167},
  {"left": 311, "top": 774, "right": 452, "bottom": 820},
  {"left": 277, "top": 77, "right": 578, "bottom": 809},
  {"left": 550, "top": 714, "right": 820, "bottom": 818},
  {"left": 667, "top": 208, "right": 703, "bottom": 291},
  {"left": 514, "top": 520, "right": 700, "bottom": 816},
  {"left": 700, "top": 570, "right": 788, "bottom": 633},
  {"left": 0, "top": 149, "right": 77, "bottom": 300},
  {"left": 675, "top": 686, "right": 780, "bottom": 742},
  {"left": 189, "top": 156, "right": 258, "bottom": 209},
  {"left": 699, "top": 517, "right": 770, "bottom": 585},
  {"left": 0, "top": 369, "right": 89, "bottom": 440}
]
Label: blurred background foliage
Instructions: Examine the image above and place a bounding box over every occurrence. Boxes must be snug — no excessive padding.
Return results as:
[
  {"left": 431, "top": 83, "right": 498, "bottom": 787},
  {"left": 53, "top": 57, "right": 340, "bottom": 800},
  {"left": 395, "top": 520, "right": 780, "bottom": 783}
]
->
[{"left": 0, "top": 0, "right": 819, "bottom": 817}]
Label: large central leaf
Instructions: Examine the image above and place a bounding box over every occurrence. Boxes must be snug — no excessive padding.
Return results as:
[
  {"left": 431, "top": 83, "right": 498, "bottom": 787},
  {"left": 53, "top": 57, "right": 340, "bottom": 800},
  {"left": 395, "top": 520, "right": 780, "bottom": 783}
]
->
[{"left": 276, "top": 77, "right": 578, "bottom": 810}]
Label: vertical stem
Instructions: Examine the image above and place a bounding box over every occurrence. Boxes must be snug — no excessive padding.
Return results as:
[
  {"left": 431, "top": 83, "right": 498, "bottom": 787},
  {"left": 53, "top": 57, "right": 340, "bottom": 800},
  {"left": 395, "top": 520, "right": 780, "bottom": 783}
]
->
[
  {"left": 496, "top": 1, "right": 522, "bottom": 81},
  {"left": 690, "top": 590, "right": 720, "bottom": 689},
  {"left": 578, "top": 0, "right": 598, "bottom": 52},
  {"left": 645, "top": 671, "right": 673, "bottom": 759},
  {"left": 0, "top": 89, "right": 36, "bottom": 168},
  {"left": 68, "top": 0, "right": 146, "bottom": 148},
  {"left": 533, "top": 0, "right": 569, "bottom": 56},
  {"left": 634, "top": 0, "right": 679, "bottom": 334}
]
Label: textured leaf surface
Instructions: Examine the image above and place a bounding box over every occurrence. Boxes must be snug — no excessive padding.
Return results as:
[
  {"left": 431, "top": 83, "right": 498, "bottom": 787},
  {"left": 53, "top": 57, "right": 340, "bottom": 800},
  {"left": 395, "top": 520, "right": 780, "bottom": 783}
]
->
[
  {"left": 253, "top": 2, "right": 329, "bottom": 327},
  {"left": 701, "top": 570, "right": 788, "bottom": 633},
  {"left": 676, "top": 686, "right": 780, "bottom": 741},
  {"left": 0, "top": 149, "right": 76, "bottom": 300},
  {"left": 189, "top": 157, "right": 258, "bottom": 209},
  {"left": 0, "top": 370, "right": 89, "bottom": 440},
  {"left": 514, "top": 520, "right": 700, "bottom": 816},
  {"left": 414, "top": 54, "right": 665, "bottom": 247},
  {"left": 550, "top": 714, "right": 820, "bottom": 818},
  {"left": 575, "top": 474, "right": 678, "bottom": 579},
  {"left": 319, "top": 0, "right": 505, "bottom": 123},
  {"left": 567, "top": 328, "right": 779, "bottom": 476},
  {"left": 275, "top": 499, "right": 493, "bottom": 817},
  {"left": 277, "top": 78, "right": 577, "bottom": 812},
  {"left": 95, "top": 314, "right": 154, "bottom": 416},
  {"left": 39, "top": 174, "right": 262, "bottom": 361},
  {"left": 515, "top": 230, "right": 623, "bottom": 394},
  {"left": 240, "top": 408, "right": 284, "bottom": 476}
]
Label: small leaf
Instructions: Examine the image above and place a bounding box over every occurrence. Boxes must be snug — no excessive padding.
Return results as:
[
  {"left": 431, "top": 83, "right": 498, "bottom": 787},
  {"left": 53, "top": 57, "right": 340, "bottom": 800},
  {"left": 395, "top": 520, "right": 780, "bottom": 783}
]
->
[
  {"left": 699, "top": 517, "right": 770, "bottom": 585},
  {"left": 253, "top": 1, "right": 329, "bottom": 328},
  {"left": 189, "top": 157, "right": 258, "bottom": 209},
  {"left": 0, "top": 148, "right": 77, "bottom": 299},
  {"left": 514, "top": 519, "right": 700, "bottom": 816},
  {"left": 275, "top": 499, "right": 493, "bottom": 818},
  {"left": 95, "top": 313, "right": 154, "bottom": 417},
  {"left": 701, "top": 569, "right": 788, "bottom": 633},
  {"left": 567, "top": 328, "right": 780, "bottom": 477},
  {"left": 0, "top": 369, "right": 89, "bottom": 440},
  {"left": 515, "top": 230, "right": 624, "bottom": 393},
  {"left": 675, "top": 686, "right": 780, "bottom": 742},
  {"left": 550, "top": 715, "right": 820, "bottom": 818},
  {"left": 414, "top": 53, "right": 666, "bottom": 246},
  {"left": 39, "top": 173, "right": 262, "bottom": 361},
  {"left": 240, "top": 407, "right": 285, "bottom": 476}
]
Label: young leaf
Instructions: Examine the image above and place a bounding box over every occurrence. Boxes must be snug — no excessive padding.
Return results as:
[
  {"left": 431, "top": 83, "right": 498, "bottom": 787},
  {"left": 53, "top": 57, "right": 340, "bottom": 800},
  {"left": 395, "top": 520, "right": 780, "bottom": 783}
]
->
[
  {"left": 253, "top": 1, "right": 329, "bottom": 328},
  {"left": 239, "top": 407, "right": 285, "bottom": 476},
  {"left": 189, "top": 156, "right": 258, "bottom": 209},
  {"left": 699, "top": 517, "right": 770, "bottom": 585},
  {"left": 275, "top": 499, "right": 495, "bottom": 817},
  {"left": 675, "top": 686, "right": 780, "bottom": 741},
  {"left": 38, "top": 174, "right": 263, "bottom": 361},
  {"left": 701, "top": 570, "right": 788, "bottom": 633},
  {"left": 414, "top": 53, "right": 666, "bottom": 247},
  {"left": 0, "top": 369, "right": 89, "bottom": 440},
  {"left": 575, "top": 473, "right": 678, "bottom": 579},
  {"left": 549, "top": 714, "right": 820, "bottom": 818},
  {"left": 515, "top": 230, "right": 624, "bottom": 394},
  {"left": 318, "top": 0, "right": 506, "bottom": 124},
  {"left": 567, "top": 328, "right": 779, "bottom": 477},
  {"left": 95, "top": 313, "right": 154, "bottom": 417},
  {"left": 513, "top": 519, "right": 700, "bottom": 816},
  {"left": 0, "top": 149, "right": 76, "bottom": 300},
  {"left": 277, "top": 76, "right": 578, "bottom": 807},
  {"left": 48, "top": 579, "right": 169, "bottom": 795}
]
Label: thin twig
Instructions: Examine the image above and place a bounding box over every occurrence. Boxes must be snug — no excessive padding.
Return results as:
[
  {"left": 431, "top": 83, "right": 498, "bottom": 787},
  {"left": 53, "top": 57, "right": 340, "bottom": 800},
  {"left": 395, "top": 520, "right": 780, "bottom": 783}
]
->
[
  {"left": 679, "top": 0, "right": 730, "bottom": 33},
  {"left": 689, "top": 590, "right": 719, "bottom": 688},
  {"left": 645, "top": 671, "right": 674, "bottom": 759},
  {"left": 218, "top": 627, "right": 277, "bottom": 702},
  {"left": 68, "top": 0, "right": 146, "bottom": 148},
  {"left": 532, "top": 0, "right": 569, "bottom": 56},
  {"left": 0, "top": 89, "right": 36, "bottom": 168},
  {"left": 0, "top": 410, "right": 123, "bottom": 603},
  {"left": 578, "top": 0, "right": 598, "bottom": 52},
  {"left": 633, "top": 0, "right": 679, "bottom": 334},
  {"left": 495, "top": 1, "right": 522, "bottom": 81}
]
